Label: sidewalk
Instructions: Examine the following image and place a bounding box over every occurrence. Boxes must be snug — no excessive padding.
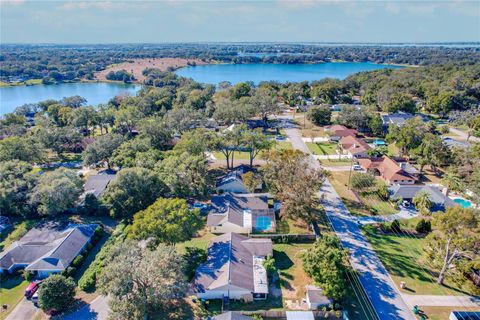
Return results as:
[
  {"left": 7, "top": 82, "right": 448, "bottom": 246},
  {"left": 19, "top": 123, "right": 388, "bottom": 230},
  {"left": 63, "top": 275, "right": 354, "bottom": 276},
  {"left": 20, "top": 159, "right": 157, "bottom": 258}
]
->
[{"left": 402, "top": 294, "right": 480, "bottom": 308}]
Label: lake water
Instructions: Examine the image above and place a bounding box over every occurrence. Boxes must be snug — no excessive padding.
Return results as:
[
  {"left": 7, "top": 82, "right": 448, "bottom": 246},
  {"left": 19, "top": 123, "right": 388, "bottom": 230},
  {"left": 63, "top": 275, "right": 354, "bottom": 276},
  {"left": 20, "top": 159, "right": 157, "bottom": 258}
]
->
[
  {"left": 0, "top": 82, "right": 141, "bottom": 116},
  {"left": 175, "top": 62, "right": 403, "bottom": 85}
]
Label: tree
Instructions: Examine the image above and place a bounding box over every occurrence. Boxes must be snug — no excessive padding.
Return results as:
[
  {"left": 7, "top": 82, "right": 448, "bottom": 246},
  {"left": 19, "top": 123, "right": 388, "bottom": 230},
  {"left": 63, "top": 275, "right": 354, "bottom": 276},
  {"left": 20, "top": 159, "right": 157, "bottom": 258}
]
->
[
  {"left": 412, "top": 133, "right": 451, "bottom": 173},
  {"left": 242, "top": 171, "right": 262, "bottom": 193},
  {"left": 412, "top": 191, "right": 433, "bottom": 215},
  {"left": 164, "top": 108, "right": 203, "bottom": 134},
  {"left": 128, "top": 198, "right": 203, "bottom": 244},
  {"left": 263, "top": 150, "right": 326, "bottom": 223},
  {"left": 250, "top": 87, "right": 280, "bottom": 128},
  {"left": 71, "top": 106, "right": 99, "bottom": 135},
  {"left": 213, "top": 97, "right": 253, "bottom": 125},
  {"left": 241, "top": 128, "right": 273, "bottom": 166},
  {"left": 110, "top": 138, "right": 162, "bottom": 169},
  {"left": 426, "top": 91, "right": 455, "bottom": 117},
  {"left": 440, "top": 171, "right": 464, "bottom": 197},
  {"left": 103, "top": 167, "right": 167, "bottom": 219},
  {"left": 302, "top": 235, "right": 351, "bottom": 300},
  {"left": 386, "top": 117, "right": 429, "bottom": 157},
  {"left": 37, "top": 275, "right": 76, "bottom": 312},
  {"left": 306, "top": 105, "right": 332, "bottom": 126},
  {"left": 138, "top": 118, "right": 173, "bottom": 150},
  {"left": 350, "top": 172, "right": 376, "bottom": 191},
  {"left": 387, "top": 93, "right": 416, "bottom": 113},
  {"left": 424, "top": 207, "right": 479, "bottom": 285},
  {"left": 156, "top": 152, "right": 212, "bottom": 198},
  {"left": 0, "top": 136, "right": 45, "bottom": 163},
  {"left": 82, "top": 133, "right": 125, "bottom": 168},
  {"left": 61, "top": 95, "right": 87, "bottom": 108},
  {"left": 0, "top": 160, "right": 38, "bottom": 217},
  {"left": 98, "top": 241, "right": 187, "bottom": 320},
  {"left": 415, "top": 219, "right": 432, "bottom": 234},
  {"left": 211, "top": 126, "right": 244, "bottom": 170},
  {"left": 368, "top": 113, "right": 384, "bottom": 136},
  {"left": 336, "top": 106, "right": 370, "bottom": 131},
  {"left": 28, "top": 168, "right": 82, "bottom": 216}
]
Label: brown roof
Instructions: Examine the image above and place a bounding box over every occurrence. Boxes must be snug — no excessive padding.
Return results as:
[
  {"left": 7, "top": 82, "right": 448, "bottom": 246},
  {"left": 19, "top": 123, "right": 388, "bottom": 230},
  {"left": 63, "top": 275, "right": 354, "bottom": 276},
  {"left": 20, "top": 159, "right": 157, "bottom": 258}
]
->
[
  {"left": 326, "top": 125, "right": 358, "bottom": 137},
  {"left": 340, "top": 135, "right": 370, "bottom": 155},
  {"left": 358, "top": 156, "right": 418, "bottom": 182},
  {"left": 194, "top": 233, "right": 272, "bottom": 293}
]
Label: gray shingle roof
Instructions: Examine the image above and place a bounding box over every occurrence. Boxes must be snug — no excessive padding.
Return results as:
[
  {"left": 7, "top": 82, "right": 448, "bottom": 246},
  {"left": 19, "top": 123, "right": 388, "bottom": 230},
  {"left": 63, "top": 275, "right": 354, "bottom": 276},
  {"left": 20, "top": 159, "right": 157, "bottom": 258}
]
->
[
  {"left": 388, "top": 185, "right": 456, "bottom": 207},
  {"left": 212, "top": 312, "right": 253, "bottom": 320},
  {"left": 84, "top": 174, "right": 116, "bottom": 198},
  {"left": 0, "top": 224, "right": 97, "bottom": 272},
  {"left": 194, "top": 233, "right": 272, "bottom": 293}
]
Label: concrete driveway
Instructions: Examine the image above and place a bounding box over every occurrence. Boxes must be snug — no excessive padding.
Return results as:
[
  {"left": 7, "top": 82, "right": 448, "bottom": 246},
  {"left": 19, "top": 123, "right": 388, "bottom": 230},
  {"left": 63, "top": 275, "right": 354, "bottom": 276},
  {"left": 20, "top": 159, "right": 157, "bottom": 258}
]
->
[
  {"left": 5, "top": 298, "right": 40, "bottom": 320},
  {"left": 61, "top": 296, "right": 109, "bottom": 320}
]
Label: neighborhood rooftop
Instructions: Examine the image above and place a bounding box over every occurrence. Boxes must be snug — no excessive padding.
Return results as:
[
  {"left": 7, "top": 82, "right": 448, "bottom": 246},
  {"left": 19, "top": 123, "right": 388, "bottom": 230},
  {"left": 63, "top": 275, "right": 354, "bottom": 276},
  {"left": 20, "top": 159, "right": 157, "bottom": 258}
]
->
[{"left": 0, "top": 224, "right": 97, "bottom": 277}]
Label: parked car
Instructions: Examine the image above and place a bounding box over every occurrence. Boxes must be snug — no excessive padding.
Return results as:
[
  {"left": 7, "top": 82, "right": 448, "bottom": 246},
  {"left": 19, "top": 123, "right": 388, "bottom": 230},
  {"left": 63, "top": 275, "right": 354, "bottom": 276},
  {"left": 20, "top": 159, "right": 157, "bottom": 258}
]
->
[
  {"left": 352, "top": 164, "right": 362, "bottom": 171},
  {"left": 25, "top": 280, "right": 42, "bottom": 299},
  {"left": 31, "top": 291, "right": 39, "bottom": 305},
  {"left": 401, "top": 200, "right": 410, "bottom": 208}
]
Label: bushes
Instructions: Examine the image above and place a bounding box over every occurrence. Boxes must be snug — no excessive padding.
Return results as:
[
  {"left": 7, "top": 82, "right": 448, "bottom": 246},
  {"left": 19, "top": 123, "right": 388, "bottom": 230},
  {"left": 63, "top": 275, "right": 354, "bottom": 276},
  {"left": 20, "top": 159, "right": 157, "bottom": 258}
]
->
[
  {"left": 415, "top": 219, "right": 432, "bottom": 234},
  {"left": 390, "top": 220, "right": 401, "bottom": 233},
  {"left": 23, "top": 270, "right": 34, "bottom": 281},
  {"left": 263, "top": 255, "right": 276, "bottom": 277},
  {"left": 72, "top": 254, "right": 84, "bottom": 267}
]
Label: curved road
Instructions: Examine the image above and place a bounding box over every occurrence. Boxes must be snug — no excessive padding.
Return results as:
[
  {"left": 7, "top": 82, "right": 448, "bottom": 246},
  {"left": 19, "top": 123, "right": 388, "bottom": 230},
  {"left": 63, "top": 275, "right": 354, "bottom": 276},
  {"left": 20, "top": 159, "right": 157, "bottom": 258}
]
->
[{"left": 284, "top": 126, "right": 416, "bottom": 320}]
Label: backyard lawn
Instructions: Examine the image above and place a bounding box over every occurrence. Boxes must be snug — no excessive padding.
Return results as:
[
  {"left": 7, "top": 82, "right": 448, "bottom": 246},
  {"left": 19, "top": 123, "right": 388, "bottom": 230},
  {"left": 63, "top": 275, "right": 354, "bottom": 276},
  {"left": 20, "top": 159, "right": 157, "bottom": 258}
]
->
[
  {"left": 363, "top": 226, "right": 475, "bottom": 296},
  {"left": 0, "top": 276, "right": 28, "bottom": 320},
  {"left": 273, "top": 243, "right": 312, "bottom": 301},
  {"left": 176, "top": 227, "right": 215, "bottom": 254},
  {"left": 417, "top": 306, "right": 480, "bottom": 320},
  {"left": 306, "top": 142, "right": 337, "bottom": 155},
  {"left": 319, "top": 158, "right": 352, "bottom": 167}
]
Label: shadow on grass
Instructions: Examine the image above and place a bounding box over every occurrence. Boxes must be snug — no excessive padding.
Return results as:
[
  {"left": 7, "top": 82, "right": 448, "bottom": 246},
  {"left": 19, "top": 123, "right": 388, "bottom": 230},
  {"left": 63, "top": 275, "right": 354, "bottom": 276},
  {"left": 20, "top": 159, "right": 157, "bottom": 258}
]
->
[
  {"left": 0, "top": 276, "right": 24, "bottom": 290},
  {"left": 273, "top": 250, "right": 293, "bottom": 270}
]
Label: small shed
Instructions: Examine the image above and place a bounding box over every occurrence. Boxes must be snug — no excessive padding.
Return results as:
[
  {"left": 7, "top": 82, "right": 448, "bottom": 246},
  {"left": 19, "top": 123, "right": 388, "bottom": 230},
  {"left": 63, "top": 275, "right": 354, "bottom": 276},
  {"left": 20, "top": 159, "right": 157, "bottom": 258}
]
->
[{"left": 305, "top": 285, "right": 332, "bottom": 310}]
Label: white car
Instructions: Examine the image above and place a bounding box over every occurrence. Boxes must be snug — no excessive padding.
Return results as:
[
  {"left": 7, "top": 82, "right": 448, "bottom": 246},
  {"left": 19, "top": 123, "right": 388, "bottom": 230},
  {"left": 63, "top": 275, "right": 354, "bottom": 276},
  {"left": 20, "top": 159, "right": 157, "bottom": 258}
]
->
[{"left": 352, "top": 164, "right": 362, "bottom": 171}]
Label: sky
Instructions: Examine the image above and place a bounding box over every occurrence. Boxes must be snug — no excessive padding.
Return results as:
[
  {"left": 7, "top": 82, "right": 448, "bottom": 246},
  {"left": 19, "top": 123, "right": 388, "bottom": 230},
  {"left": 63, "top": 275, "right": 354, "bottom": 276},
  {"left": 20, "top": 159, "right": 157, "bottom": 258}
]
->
[{"left": 1, "top": 0, "right": 479, "bottom": 44}]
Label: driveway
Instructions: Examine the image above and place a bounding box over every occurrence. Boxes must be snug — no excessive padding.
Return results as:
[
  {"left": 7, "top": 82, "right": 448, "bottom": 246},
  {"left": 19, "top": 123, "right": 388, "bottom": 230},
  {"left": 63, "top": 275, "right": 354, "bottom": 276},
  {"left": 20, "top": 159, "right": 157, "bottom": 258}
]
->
[
  {"left": 284, "top": 125, "right": 416, "bottom": 320},
  {"left": 5, "top": 298, "right": 40, "bottom": 320},
  {"left": 449, "top": 127, "right": 480, "bottom": 143},
  {"left": 358, "top": 208, "right": 418, "bottom": 225},
  {"left": 61, "top": 296, "right": 109, "bottom": 320}
]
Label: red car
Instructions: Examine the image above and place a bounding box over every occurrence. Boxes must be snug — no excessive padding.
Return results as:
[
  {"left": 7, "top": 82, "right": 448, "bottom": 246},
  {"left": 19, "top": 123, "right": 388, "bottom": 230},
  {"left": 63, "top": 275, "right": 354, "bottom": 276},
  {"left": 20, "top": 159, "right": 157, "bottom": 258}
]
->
[{"left": 24, "top": 280, "right": 42, "bottom": 299}]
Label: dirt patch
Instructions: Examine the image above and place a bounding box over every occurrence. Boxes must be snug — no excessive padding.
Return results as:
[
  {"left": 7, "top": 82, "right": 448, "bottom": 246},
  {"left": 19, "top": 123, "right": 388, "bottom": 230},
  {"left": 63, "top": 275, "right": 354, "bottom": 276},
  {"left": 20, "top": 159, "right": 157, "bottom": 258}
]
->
[{"left": 95, "top": 58, "right": 208, "bottom": 83}]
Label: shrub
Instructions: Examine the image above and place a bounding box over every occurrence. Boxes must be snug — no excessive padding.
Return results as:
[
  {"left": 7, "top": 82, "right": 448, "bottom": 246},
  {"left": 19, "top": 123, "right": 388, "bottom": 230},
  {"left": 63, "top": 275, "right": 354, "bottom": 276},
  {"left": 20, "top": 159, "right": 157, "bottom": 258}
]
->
[
  {"left": 63, "top": 266, "right": 76, "bottom": 277},
  {"left": 72, "top": 255, "right": 84, "bottom": 267},
  {"left": 23, "top": 270, "right": 34, "bottom": 281},
  {"left": 377, "top": 184, "right": 390, "bottom": 200},
  {"left": 415, "top": 219, "right": 432, "bottom": 234},
  {"left": 390, "top": 220, "right": 401, "bottom": 233}
]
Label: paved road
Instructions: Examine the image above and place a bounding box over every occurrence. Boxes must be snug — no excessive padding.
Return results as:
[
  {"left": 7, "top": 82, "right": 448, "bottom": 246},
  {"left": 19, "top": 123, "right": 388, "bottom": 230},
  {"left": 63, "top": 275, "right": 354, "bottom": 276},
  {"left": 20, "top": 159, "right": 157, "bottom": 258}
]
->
[
  {"left": 402, "top": 294, "right": 480, "bottom": 308},
  {"left": 61, "top": 296, "right": 109, "bottom": 320},
  {"left": 5, "top": 298, "right": 40, "bottom": 320},
  {"left": 449, "top": 127, "right": 480, "bottom": 143},
  {"left": 285, "top": 125, "right": 416, "bottom": 320}
]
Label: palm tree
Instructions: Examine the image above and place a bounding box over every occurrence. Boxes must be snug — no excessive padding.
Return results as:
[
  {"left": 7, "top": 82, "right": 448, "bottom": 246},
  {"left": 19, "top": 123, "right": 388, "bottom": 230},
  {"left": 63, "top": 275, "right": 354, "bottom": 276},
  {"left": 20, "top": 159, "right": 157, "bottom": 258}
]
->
[
  {"left": 413, "top": 190, "right": 433, "bottom": 216},
  {"left": 441, "top": 171, "right": 463, "bottom": 197}
]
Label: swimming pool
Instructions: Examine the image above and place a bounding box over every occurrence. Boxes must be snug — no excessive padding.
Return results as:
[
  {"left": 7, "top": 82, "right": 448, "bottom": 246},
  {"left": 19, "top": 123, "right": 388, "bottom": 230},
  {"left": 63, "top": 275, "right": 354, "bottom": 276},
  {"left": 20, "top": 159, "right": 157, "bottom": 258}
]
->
[
  {"left": 255, "top": 216, "right": 273, "bottom": 232},
  {"left": 453, "top": 198, "right": 472, "bottom": 208}
]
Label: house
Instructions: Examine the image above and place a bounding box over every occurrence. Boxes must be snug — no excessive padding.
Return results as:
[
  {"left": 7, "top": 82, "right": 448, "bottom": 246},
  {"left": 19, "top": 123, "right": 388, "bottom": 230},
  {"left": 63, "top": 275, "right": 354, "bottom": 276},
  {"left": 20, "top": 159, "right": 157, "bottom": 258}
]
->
[
  {"left": 388, "top": 184, "right": 456, "bottom": 211},
  {"left": 325, "top": 125, "right": 359, "bottom": 142},
  {"left": 83, "top": 174, "right": 116, "bottom": 198},
  {"left": 0, "top": 224, "right": 97, "bottom": 278},
  {"left": 381, "top": 112, "right": 428, "bottom": 129},
  {"left": 339, "top": 135, "right": 371, "bottom": 158},
  {"left": 358, "top": 156, "right": 418, "bottom": 185},
  {"left": 449, "top": 311, "right": 480, "bottom": 320},
  {"left": 207, "top": 193, "right": 276, "bottom": 234},
  {"left": 194, "top": 233, "right": 272, "bottom": 300},
  {"left": 305, "top": 285, "right": 332, "bottom": 310},
  {"left": 212, "top": 312, "right": 254, "bottom": 320},
  {"left": 217, "top": 165, "right": 260, "bottom": 194}
]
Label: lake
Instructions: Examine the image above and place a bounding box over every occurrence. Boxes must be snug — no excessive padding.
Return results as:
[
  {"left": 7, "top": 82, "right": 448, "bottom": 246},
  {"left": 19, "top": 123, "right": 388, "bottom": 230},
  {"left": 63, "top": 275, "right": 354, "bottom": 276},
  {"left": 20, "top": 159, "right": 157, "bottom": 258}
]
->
[
  {"left": 175, "top": 62, "right": 403, "bottom": 85},
  {"left": 0, "top": 82, "right": 141, "bottom": 116}
]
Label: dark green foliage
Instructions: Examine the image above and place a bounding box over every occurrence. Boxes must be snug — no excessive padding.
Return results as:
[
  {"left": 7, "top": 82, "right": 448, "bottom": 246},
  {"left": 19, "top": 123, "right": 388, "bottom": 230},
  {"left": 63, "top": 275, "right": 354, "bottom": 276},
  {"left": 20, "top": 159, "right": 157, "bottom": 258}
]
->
[
  {"left": 183, "top": 247, "right": 207, "bottom": 280},
  {"left": 390, "top": 220, "right": 401, "bottom": 233},
  {"left": 37, "top": 275, "right": 76, "bottom": 312},
  {"left": 415, "top": 219, "right": 432, "bottom": 234},
  {"left": 22, "top": 270, "right": 34, "bottom": 281},
  {"left": 72, "top": 254, "right": 84, "bottom": 267},
  {"left": 105, "top": 70, "right": 135, "bottom": 83},
  {"left": 307, "top": 105, "right": 332, "bottom": 126},
  {"left": 262, "top": 255, "right": 276, "bottom": 277}
]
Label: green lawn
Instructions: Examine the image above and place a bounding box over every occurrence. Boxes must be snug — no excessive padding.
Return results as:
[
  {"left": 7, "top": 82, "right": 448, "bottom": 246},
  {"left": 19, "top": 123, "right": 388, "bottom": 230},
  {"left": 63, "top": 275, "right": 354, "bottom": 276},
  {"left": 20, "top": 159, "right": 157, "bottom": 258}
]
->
[
  {"left": 306, "top": 142, "right": 337, "bottom": 155},
  {"left": 357, "top": 192, "right": 397, "bottom": 215},
  {"left": 319, "top": 159, "right": 352, "bottom": 167},
  {"left": 0, "top": 276, "right": 28, "bottom": 320},
  {"left": 274, "top": 219, "right": 311, "bottom": 234},
  {"left": 273, "top": 141, "right": 293, "bottom": 151},
  {"left": 176, "top": 228, "right": 215, "bottom": 254},
  {"left": 363, "top": 226, "right": 473, "bottom": 295},
  {"left": 211, "top": 151, "right": 251, "bottom": 160}
]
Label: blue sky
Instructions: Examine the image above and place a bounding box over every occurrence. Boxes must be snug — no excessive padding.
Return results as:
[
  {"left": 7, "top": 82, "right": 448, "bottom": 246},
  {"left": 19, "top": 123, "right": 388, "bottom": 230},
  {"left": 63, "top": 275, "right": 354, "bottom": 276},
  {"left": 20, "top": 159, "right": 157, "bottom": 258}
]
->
[{"left": 1, "top": 0, "right": 479, "bottom": 43}]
